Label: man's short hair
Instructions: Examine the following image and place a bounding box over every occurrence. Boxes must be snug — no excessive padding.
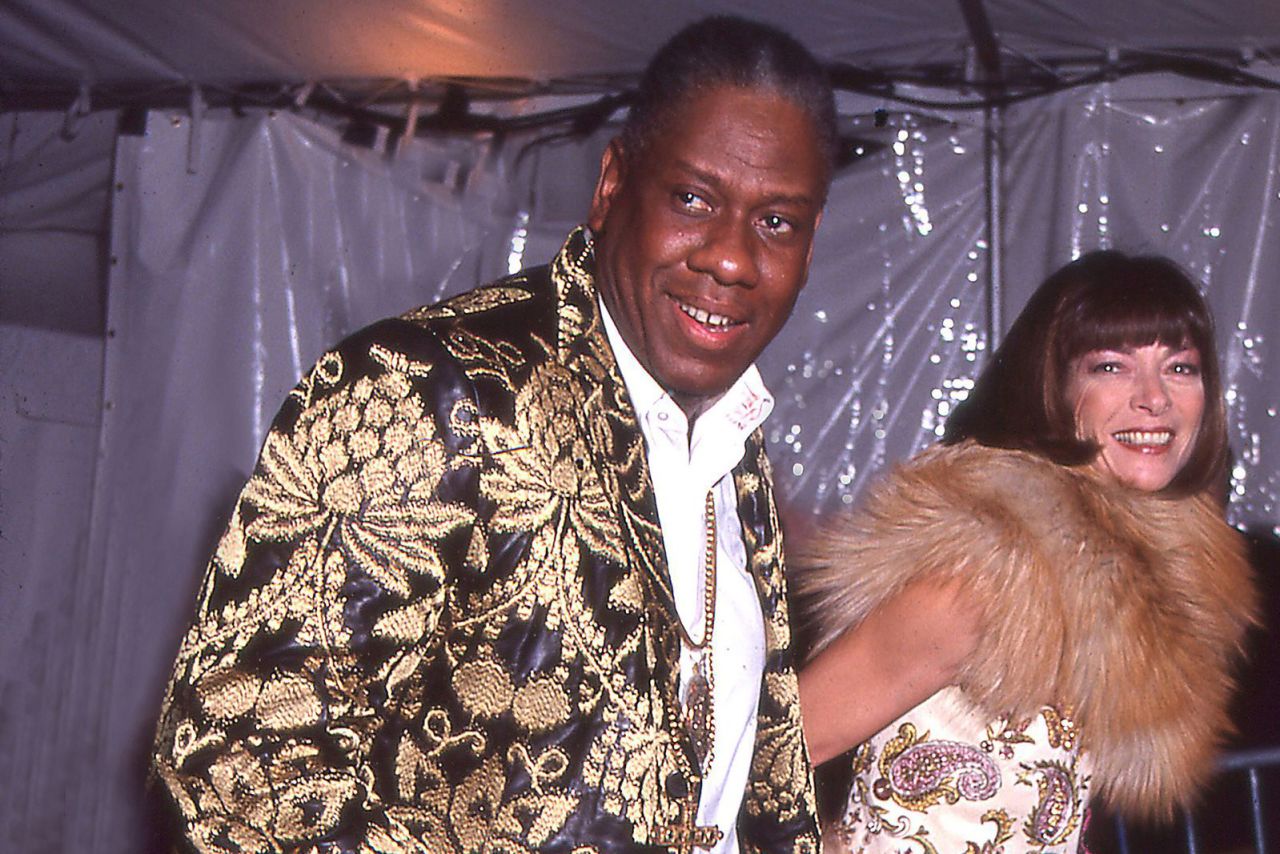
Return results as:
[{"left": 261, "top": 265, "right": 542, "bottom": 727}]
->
[{"left": 621, "top": 16, "right": 839, "bottom": 176}]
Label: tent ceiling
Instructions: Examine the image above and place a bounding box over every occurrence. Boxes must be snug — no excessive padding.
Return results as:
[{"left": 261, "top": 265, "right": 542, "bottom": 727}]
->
[{"left": 3, "top": 0, "right": 1278, "bottom": 110}]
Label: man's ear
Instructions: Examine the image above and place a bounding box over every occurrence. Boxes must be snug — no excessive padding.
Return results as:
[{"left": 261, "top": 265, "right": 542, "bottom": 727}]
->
[{"left": 588, "top": 138, "right": 627, "bottom": 233}]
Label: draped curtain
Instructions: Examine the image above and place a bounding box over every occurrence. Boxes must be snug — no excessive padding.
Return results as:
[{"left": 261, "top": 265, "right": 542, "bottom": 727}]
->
[{"left": 2, "top": 78, "right": 1277, "bottom": 851}]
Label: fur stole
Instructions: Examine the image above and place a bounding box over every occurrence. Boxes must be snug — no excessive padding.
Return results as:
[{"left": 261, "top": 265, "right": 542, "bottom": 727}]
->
[{"left": 794, "top": 441, "right": 1258, "bottom": 820}]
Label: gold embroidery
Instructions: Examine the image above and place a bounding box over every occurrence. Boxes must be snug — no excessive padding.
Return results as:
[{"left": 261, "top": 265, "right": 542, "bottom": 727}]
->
[
  {"left": 512, "top": 674, "right": 572, "bottom": 733},
  {"left": 254, "top": 673, "right": 323, "bottom": 731},
  {"left": 963, "top": 809, "right": 1015, "bottom": 853},
  {"left": 982, "top": 715, "right": 1036, "bottom": 758},
  {"left": 289, "top": 349, "right": 344, "bottom": 408},
  {"left": 153, "top": 229, "right": 818, "bottom": 852},
  {"left": 842, "top": 699, "right": 1089, "bottom": 852},
  {"left": 213, "top": 505, "right": 247, "bottom": 577},
  {"left": 405, "top": 284, "right": 533, "bottom": 321},
  {"left": 373, "top": 596, "right": 434, "bottom": 643},
  {"left": 196, "top": 666, "right": 259, "bottom": 720},
  {"left": 370, "top": 342, "right": 433, "bottom": 378},
  {"left": 450, "top": 753, "right": 506, "bottom": 851},
  {"left": 520, "top": 791, "right": 580, "bottom": 847},
  {"left": 444, "top": 327, "right": 527, "bottom": 384},
  {"left": 747, "top": 674, "right": 810, "bottom": 820},
  {"left": 1042, "top": 705, "right": 1079, "bottom": 750},
  {"left": 420, "top": 708, "right": 484, "bottom": 757},
  {"left": 273, "top": 771, "right": 360, "bottom": 842},
  {"left": 452, "top": 658, "right": 516, "bottom": 718},
  {"left": 508, "top": 743, "right": 569, "bottom": 793}
]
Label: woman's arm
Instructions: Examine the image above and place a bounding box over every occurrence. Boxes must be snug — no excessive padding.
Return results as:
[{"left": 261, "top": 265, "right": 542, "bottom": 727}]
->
[{"left": 799, "top": 577, "right": 979, "bottom": 766}]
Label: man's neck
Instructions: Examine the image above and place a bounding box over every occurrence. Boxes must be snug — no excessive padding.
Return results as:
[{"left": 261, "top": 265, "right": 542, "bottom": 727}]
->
[{"left": 670, "top": 392, "right": 713, "bottom": 443}]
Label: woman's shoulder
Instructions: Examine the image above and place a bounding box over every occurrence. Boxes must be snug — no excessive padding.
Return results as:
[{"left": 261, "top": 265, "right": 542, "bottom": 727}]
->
[
  {"left": 902, "top": 440, "right": 1071, "bottom": 486},
  {"left": 875, "top": 440, "right": 1090, "bottom": 525}
]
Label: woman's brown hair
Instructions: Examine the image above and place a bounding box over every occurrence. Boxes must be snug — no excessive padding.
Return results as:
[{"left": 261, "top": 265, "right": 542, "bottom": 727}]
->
[{"left": 943, "top": 250, "right": 1229, "bottom": 497}]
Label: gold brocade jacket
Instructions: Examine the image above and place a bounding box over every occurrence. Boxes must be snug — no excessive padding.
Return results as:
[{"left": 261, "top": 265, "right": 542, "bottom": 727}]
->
[{"left": 152, "top": 228, "right": 820, "bottom": 854}]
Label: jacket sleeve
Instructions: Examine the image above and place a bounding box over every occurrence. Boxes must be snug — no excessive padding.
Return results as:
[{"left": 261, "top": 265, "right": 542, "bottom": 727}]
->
[{"left": 151, "top": 320, "right": 484, "bottom": 853}]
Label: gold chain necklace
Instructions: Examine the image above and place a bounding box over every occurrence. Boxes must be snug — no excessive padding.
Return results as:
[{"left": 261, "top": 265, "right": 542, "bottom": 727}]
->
[{"left": 678, "top": 489, "right": 717, "bottom": 772}]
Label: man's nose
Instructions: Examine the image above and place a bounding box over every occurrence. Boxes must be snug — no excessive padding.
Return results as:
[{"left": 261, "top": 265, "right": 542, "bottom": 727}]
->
[
  {"left": 1131, "top": 370, "right": 1172, "bottom": 414},
  {"left": 688, "top": 216, "right": 758, "bottom": 288}
]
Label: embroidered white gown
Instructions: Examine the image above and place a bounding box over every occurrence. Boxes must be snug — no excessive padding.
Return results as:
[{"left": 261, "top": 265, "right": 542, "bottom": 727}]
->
[{"left": 827, "top": 687, "right": 1091, "bottom": 854}]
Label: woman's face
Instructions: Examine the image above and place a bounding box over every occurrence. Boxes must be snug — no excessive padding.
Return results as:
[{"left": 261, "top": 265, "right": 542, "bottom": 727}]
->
[{"left": 1064, "top": 342, "right": 1206, "bottom": 492}]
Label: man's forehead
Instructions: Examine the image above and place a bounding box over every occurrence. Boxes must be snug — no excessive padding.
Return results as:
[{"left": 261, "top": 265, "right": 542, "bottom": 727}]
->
[
  {"left": 639, "top": 86, "right": 821, "bottom": 148},
  {"left": 630, "top": 86, "right": 829, "bottom": 192}
]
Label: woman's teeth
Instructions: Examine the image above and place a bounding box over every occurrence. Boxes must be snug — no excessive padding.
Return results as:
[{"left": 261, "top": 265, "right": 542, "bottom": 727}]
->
[{"left": 1113, "top": 430, "right": 1172, "bottom": 446}]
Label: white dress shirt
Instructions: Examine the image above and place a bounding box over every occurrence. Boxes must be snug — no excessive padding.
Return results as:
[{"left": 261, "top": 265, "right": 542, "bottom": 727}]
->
[{"left": 599, "top": 298, "right": 770, "bottom": 854}]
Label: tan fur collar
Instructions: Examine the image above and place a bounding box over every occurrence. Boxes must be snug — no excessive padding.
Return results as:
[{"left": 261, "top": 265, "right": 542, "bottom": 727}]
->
[{"left": 795, "top": 441, "right": 1258, "bottom": 820}]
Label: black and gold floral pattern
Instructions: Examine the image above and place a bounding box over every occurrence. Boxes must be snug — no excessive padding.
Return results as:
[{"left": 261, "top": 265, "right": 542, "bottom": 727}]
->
[{"left": 153, "top": 228, "right": 819, "bottom": 853}]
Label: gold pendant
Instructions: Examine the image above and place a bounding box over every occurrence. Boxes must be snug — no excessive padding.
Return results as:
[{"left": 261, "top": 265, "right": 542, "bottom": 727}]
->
[{"left": 683, "top": 654, "right": 713, "bottom": 770}]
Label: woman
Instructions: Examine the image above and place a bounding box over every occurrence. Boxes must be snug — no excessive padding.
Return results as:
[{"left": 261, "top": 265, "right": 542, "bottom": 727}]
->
[{"left": 796, "top": 251, "right": 1258, "bottom": 853}]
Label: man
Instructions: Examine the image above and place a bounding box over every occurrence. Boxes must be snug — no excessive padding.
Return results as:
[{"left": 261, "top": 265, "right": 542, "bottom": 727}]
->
[{"left": 153, "top": 15, "right": 837, "bottom": 853}]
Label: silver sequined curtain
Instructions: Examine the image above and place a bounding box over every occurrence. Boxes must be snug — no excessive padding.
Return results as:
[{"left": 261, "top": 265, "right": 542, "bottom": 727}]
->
[{"left": 767, "top": 80, "right": 1280, "bottom": 533}]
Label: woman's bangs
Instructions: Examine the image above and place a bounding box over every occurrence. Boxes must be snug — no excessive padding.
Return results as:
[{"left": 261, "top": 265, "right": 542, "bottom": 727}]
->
[{"left": 1062, "top": 291, "right": 1200, "bottom": 361}]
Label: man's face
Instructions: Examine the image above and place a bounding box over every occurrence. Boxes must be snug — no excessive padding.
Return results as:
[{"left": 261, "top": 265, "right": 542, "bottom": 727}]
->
[{"left": 588, "top": 85, "right": 828, "bottom": 413}]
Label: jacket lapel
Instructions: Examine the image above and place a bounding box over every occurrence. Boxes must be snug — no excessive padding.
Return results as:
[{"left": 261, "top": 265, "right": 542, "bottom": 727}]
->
[
  {"left": 552, "top": 227, "right": 681, "bottom": 620},
  {"left": 735, "top": 431, "right": 786, "bottom": 639}
]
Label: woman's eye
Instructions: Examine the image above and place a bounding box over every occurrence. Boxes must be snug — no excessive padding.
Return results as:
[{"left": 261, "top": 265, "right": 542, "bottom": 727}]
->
[
  {"left": 1089, "top": 361, "right": 1121, "bottom": 374},
  {"left": 1170, "top": 362, "right": 1202, "bottom": 376}
]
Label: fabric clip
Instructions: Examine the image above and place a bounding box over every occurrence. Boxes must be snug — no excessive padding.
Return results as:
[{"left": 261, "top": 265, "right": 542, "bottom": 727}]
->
[
  {"left": 187, "top": 85, "right": 206, "bottom": 175},
  {"left": 398, "top": 78, "right": 421, "bottom": 156},
  {"left": 61, "top": 82, "right": 92, "bottom": 140},
  {"left": 1105, "top": 46, "right": 1121, "bottom": 81},
  {"left": 293, "top": 81, "right": 316, "bottom": 110}
]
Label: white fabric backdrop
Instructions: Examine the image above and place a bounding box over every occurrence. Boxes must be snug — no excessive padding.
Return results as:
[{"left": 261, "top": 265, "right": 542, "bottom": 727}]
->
[{"left": 2, "top": 76, "right": 1278, "bottom": 850}]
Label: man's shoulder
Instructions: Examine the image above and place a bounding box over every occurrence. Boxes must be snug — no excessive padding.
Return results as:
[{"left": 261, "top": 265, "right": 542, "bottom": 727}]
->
[
  {"left": 305, "top": 264, "right": 559, "bottom": 406},
  {"left": 401, "top": 265, "right": 554, "bottom": 335},
  {"left": 324, "top": 264, "right": 556, "bottom": 363}
]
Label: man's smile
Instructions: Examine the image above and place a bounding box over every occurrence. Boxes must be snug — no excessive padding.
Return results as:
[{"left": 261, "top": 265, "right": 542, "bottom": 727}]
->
[{"left": 673, "top": 295, "right": 741, "bottom": 330}]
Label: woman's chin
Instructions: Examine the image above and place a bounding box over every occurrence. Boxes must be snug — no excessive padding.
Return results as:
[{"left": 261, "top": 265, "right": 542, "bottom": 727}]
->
[{"left": 1096, "top": 447, "right": 1183, "bottom": 492}]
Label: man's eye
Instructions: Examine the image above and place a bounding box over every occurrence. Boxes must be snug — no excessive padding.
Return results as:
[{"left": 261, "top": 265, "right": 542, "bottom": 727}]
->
[
  {"left": 676, "top": 191, "right": 710, "bottom": 211},
  {"left": 761, "top": 214, "right": 793, "bottom": 234}
]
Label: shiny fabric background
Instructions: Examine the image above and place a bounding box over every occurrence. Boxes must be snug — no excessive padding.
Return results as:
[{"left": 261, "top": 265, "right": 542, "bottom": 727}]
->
[{"left": 1, "top": 76, "right": 1278, "bottom": 850}]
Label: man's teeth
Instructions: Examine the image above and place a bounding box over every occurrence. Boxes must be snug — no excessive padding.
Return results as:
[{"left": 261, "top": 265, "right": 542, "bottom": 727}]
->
[
  {"left": 1113, "top": 430, "right": 1173, "bottom": 446},
  {"left": 678, "top": 301, "right": 733, "bottom": 328}
]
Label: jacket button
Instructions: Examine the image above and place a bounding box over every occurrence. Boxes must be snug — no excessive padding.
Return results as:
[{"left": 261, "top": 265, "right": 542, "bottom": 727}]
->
[{"left": 665, "top": 772, "right": 688, "bottom": 799}]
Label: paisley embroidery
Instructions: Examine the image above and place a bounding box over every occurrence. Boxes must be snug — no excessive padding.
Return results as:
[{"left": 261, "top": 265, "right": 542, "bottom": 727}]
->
[
  {"left": 831, "top": 690, "right": 1089, "bottom": 854},
  {"left": 875, "top": 723, "right": 1001, "bottom": 810},
  {"left": 1020, "top": 760, "right": 1083, "bottom": 846}
]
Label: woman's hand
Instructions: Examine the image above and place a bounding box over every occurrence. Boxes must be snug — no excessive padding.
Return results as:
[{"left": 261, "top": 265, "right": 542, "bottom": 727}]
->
[{"left": 798, "top": 576, "right": 980, "bottom": 766}]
